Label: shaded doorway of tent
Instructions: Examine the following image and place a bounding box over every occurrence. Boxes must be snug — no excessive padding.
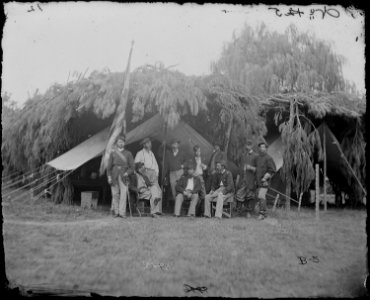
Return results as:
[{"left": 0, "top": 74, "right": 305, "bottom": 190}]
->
[
  {"left": 71, "top": 156, "right": 111, "bottom": 211},
  {"left": 69, "top": 140, "right": 176, "bottom": 214}
]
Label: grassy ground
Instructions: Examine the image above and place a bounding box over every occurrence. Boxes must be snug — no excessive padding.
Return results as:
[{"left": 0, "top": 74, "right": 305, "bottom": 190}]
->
[{"left": 3, "top": 189, "right": 368, "bottom": 297}]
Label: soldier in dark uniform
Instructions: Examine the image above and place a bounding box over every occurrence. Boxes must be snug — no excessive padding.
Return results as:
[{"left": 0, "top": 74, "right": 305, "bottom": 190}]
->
[
  {"left": 235, "top": 140, "right": 258, "bottom": 218},
  {"left": 107, "top": 135, "right": 134, "bottom": 218},
  {"left": 248, "top": 141, "right": 276, "bottom": 220}
]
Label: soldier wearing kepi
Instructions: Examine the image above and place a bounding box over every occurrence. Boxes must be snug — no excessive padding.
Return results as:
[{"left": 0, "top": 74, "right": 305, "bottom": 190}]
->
[
  {"left": 235, "top": 140, "right": 258, "bottom": 218},
  {"left": 247, "top": 141, "right": 276, "bottom": 220},
  {"left": 107, "top": 135, "right": 135, "bottom": 218}
]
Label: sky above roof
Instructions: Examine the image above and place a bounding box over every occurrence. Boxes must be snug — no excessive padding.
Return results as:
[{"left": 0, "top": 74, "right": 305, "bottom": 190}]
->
[{"left": 2, "top": 3, "right": 365, "bottom": 106}]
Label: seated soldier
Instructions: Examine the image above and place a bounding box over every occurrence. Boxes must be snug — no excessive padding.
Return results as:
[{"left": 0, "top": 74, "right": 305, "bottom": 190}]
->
[
  {"left": 191, "top": 145, "right": 207, "bottom": 216},
  {"left": 204, "top": 160, "right": 235, "bottom": 219},
  {"left": 131, "top": 162, "right": 162, "bottom": 218},
  {"left": 174, "top": 161, "right": 202, "bottom": 217}
]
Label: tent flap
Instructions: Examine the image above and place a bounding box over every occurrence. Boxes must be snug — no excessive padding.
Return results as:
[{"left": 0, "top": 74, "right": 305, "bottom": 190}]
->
[
  {"left": 46, "top": 114, "right": 215, "bottom": 171},
  {"left": 46, "top": 127, "right": 110, "bottom": 171}
]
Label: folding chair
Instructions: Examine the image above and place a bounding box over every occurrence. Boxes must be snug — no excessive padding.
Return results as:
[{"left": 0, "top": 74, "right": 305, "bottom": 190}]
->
[
  {"left": 180, "top": 198, "right": 191, "bottom": 216},
  {"left": 211, "top": 194, "right": 234, "bottom": 218},
  {"left": 130, "top": 189, "right": 153, "bottom": 217},
  {"left": 136, "top": 198, "right": 151, "bottom": 217}
]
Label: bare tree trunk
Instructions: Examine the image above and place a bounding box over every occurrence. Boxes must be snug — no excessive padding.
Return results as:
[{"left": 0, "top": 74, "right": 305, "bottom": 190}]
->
[
  {"left": 285, "top": 98, "right": 294, "bottom": 211},
  {"left": 224, "top": 114, "right": 233, "bottom": 156},
  {"left": 315, "top": 163, "right": 320, "bottom": 221}
]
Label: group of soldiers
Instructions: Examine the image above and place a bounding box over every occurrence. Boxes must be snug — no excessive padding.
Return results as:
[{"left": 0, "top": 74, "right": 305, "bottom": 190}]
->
[{"left": 107, "top": 134, "right": 276, "bottom": 220}]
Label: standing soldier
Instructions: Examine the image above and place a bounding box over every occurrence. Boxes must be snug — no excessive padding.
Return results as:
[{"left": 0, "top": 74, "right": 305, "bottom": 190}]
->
[
  {"left": 247, "top": 141, "right": 276, "bottom": 220},
  {"left": 235, "top": 140, "right": 258, "bottom": 218},
  {"left": 164, "top": 139, "right": 187, "bottom": 203},
  {"left": 107, "top": 135, "right": 135, "bottom": 218}
]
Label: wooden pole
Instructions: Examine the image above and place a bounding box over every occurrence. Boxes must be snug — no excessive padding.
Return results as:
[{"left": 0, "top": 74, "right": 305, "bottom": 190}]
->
[
  {"left": 224, "top": 114, "right": 234, "bottom": 157},
  {"left": 285, "top": 98, "right": 294, "bottom": 212},
  {"left": 315, "top": 163, "right": 320, "bottom": 221},
  {"left": 285, "top": 183, "right": 291, "bottom": 211},
  {"left": 272, "top": 194, "right": 280, "bottom": 212},
  {"left": 99, "top": 40, "right": 135, "bottom": 175},
  {"left": 323, "top": 123, "right": 327, "bottom": 211},
  {"left": 298, "top": 192, "right": 303, "bottom": 213},
  {"left": 160, "top": 121, "right": 168, "bottom": 211}
]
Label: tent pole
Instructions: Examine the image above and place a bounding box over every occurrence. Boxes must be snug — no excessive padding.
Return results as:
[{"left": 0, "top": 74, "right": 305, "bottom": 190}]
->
[
  {"left": 315, "top": 163, "right": 320, "bottom": 221},
  {"left": 323, "top": 122, "right": 327, "bottom": 211},
  {"left": 272, "top": 194, "right": 279, "bottom": 212},
  {"left": 161, "top": 122, "right": 168, "bottom": 208}
]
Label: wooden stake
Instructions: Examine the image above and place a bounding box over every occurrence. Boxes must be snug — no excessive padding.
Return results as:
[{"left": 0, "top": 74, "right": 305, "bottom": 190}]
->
[
  {"left": 298, "top": 192, "right": 303, "bottom": 213},
  {"left": 323, "top": 123, "right": 327, "bottom": 211},
  {"left": 272, "top": 194, "right": 279, "bottom": 211},
  {"left": 315, "top": 163, "right": 320, "bottom": 221},
  {"left": 285, "top": 183, "right": 291, "bottom": 211}
]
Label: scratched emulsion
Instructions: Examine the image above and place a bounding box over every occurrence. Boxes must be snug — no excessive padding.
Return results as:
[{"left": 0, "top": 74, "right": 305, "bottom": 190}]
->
[{"left": 2, "top": 3, "right": 366, "bottom": 298}]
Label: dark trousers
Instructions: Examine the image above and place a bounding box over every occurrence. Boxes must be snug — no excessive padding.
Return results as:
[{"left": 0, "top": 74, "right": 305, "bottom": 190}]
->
[
  {"left": 257, "top": 187, "right": 267, "bottom": 216},
  {"left": 235, "top": 185, "right": 257, "bottom": 212}
]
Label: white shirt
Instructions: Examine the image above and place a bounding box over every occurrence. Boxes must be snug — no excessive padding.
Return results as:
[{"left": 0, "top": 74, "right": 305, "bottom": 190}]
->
[
  {"left": 185, "top": 177, "right": 194, "bottom": 191},
  {"left": 135, "top": 149, "right": 159, "bottom": 175},
  {"left": 219, "top": 169, "right": 225, "bottom": 186},
  {"left": 194, "top": 156, "right": 203, "bottom": 176}
]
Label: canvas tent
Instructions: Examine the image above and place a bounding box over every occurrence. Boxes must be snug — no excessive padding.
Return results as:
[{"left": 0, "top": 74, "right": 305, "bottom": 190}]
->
[
  {"left": 267, "top": 136, "right": 284, "bottom": 171},
  {"left": 265, "top": 122, "right": 357, "bottom": 205},
  {"left": 316, "top": 122, "right": 355, "bottom": 193},
  {"left": 47, "top": 113, "right": 216, "bottom": 172}
]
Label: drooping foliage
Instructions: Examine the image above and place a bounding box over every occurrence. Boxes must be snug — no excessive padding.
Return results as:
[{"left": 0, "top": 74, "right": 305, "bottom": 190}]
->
[
  {"left": 340, "top": 119, "right": 366, "bottom": 205},
  {"left": 198, "top": 73, "right": 266, "bottom": 162},
  {"left": 279, "top": 99, "right": 323, "bottom": 200},
  {"left": 212, "top": 23, "right": 349, "bottom": 95},
  {"left": 130, "top": 63, "right": 208, "bottom": 128},
  {"left": 2, "top": 92, "right": 20, "bottom": 175}
]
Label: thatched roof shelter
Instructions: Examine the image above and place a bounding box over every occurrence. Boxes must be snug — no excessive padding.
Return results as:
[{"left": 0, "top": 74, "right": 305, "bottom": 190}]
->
[
  {"left": 261, "top": 91, "right": 365, "bottom": 119},
  {"left": 2, "top": 65, "right": 365, "bottom": 206}
]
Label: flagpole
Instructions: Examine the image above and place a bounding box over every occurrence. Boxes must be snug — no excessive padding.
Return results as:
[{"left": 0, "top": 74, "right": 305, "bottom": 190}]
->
[{"left": 100, "top": 40, "right": 135, "bottom": 175}]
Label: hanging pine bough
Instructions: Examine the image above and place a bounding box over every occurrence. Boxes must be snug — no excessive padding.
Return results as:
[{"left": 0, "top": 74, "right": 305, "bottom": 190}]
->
[
  {"left": 62, "top": 176, "right": 74, "bottom": 205},
  {"left": 279, "top": 99, "right": 322, "bottom": 200},
  {"left": 130, "top": 63, "right": 207, "bottom": 129},
  {"left": 201, "top": 73, "right": 266, "bottom": 160},
  {"left": 340, "top": 119, "right": 366, "bottom": 204}
]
